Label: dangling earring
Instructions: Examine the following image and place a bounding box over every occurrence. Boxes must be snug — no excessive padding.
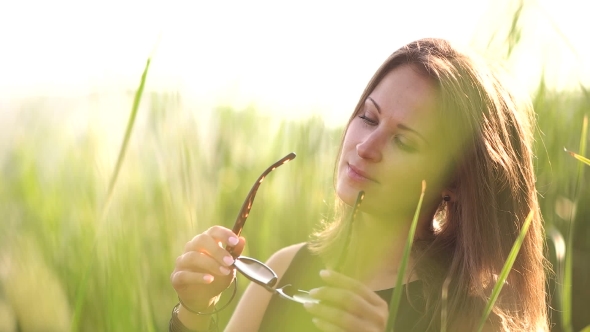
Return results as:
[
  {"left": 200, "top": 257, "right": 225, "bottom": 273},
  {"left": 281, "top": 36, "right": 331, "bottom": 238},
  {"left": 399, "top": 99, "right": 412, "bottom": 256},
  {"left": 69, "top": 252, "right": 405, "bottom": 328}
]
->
[{"left": 443, "top": 195, "right": 451, "bottom": 202}]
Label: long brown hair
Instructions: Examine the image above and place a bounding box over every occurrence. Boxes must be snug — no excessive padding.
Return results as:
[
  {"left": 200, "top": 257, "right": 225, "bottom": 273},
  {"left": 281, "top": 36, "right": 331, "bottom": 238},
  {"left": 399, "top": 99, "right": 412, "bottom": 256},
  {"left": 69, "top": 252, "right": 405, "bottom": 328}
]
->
[{"left": 309, "top": 38, "right": 548, "bottom": 331}]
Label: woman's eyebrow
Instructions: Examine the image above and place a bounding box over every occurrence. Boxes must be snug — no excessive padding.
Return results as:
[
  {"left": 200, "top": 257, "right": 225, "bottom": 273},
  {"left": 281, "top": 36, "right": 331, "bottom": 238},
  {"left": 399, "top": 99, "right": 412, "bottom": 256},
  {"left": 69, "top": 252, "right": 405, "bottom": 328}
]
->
[
  {"left": 366, "top": 96, "right": 430, "bottom": 146},
  {"left": 367, "top": 96, "right": 382, "bottom": 114}
]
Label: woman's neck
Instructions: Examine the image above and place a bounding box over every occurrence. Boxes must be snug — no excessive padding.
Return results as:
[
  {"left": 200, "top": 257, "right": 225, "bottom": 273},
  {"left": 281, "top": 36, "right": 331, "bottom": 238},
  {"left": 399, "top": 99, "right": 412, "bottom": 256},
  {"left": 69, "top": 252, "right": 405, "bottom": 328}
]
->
[{"left": 340, "top": 212, "right": 419, "bottom": 289}]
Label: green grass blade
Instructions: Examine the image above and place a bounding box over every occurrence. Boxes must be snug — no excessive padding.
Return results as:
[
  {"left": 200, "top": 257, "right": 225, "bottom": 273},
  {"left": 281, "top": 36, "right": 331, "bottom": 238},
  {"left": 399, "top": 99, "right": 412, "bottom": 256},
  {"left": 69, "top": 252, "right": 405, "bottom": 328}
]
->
[
  {"left": 565, "top": 148, "right": 590, "bottom": 166},
  {"left": 476, "top": 210, "right": 535, "bottom": 332},
  {"left": 70, "top": 58, "right": 152, "bottom": 331},
  {"left": 387, "top": 180, "right": 426, "bottom": 332},
  {"left": 505, "top": 0, "right": 524, "bottom": 58},
  {"left": 562, "top": 114, "right": 588, "bottom": 332},
  {"left": 576, "top": 114, "right": 588, "bottom": 179},
  {"left": 103, "top": 58, "right": 152, "bottom": 214}
]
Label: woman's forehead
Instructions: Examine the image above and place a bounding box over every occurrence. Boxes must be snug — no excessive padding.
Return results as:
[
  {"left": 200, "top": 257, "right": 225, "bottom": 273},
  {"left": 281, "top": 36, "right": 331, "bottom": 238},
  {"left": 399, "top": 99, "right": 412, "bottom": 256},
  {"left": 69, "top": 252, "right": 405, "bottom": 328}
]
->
[{"left": 366, "top": 65, "right": 442, "bottom": 141}]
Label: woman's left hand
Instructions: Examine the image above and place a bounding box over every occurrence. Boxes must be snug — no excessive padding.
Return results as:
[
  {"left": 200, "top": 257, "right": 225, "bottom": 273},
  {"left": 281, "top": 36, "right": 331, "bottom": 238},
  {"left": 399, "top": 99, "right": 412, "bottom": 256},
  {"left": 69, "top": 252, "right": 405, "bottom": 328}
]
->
[{"left": 304, "top": 269, "right": 389, "bottom": 332}]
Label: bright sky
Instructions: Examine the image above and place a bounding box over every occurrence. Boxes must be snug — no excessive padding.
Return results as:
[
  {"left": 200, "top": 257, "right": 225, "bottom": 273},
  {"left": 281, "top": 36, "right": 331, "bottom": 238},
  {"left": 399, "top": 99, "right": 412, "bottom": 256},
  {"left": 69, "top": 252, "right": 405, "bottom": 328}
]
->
[{"left": 0, "top": 0, "right": 588, "bottom": 127}]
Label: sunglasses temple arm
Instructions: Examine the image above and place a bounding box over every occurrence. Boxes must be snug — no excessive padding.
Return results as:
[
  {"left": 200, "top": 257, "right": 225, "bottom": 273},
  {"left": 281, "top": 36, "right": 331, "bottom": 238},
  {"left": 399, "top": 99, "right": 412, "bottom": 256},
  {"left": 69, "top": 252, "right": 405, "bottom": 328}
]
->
[
  {"left": 225, "top": 180, "right": 262, "bottom": 256},
  {"left": 226, "top": 153, "right": 296, "bottom": 253}
]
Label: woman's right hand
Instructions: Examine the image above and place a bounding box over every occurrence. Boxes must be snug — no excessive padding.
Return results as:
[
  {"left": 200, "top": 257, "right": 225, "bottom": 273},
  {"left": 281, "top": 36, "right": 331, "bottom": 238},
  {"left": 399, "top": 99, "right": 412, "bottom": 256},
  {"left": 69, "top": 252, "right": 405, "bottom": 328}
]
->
[{"left": 170, "top": 226, "right": 246, "bottom": 312}]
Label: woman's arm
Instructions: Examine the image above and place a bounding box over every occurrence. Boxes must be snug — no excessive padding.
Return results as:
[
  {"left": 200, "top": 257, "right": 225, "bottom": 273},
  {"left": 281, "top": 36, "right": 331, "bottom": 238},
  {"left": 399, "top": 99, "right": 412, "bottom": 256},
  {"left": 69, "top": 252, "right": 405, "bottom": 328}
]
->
[{"left": 225, "top": 242, "right": 306, "bottom": 332}]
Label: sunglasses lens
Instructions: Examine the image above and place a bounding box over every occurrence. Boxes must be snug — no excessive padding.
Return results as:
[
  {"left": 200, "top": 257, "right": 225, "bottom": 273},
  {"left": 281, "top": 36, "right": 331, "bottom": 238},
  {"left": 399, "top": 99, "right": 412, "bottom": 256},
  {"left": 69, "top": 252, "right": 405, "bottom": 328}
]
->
[
  {"left": 234, "top": 257, "right": 278, "bottom": 287},
  {"left": 276, "top": 285, "right": 320, "bottom": 304}
]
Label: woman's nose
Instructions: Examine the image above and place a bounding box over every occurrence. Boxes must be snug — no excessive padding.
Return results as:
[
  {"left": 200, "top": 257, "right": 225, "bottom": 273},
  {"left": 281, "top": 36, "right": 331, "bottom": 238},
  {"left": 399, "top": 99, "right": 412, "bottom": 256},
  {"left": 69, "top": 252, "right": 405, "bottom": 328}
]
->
[{"left": 356, "top": 131, "right": 384, "bottom": 162}]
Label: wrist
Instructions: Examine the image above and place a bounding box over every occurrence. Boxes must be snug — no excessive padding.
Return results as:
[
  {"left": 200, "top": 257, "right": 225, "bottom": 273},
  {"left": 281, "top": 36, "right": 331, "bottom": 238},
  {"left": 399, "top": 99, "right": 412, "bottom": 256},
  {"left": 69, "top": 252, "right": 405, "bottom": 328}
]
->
[
  {"left": 171, "top": 303, "right": 217, "bottom": 332},
  {"left": 177, "top": 303, "right": 214, "bottom": 327},
  {"left": 179, "top": 296, "right": 219, "bottom": 313},
  {"left": 172, "top": 278, "right": 237, "bottom": 331}
]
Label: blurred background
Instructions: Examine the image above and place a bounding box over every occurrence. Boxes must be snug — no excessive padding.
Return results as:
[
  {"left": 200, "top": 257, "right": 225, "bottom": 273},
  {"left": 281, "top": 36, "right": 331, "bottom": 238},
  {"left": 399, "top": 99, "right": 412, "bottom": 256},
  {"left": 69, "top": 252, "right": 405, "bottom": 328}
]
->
[{"left": 0, "top": 0, "right": 588, "bottom": 331}]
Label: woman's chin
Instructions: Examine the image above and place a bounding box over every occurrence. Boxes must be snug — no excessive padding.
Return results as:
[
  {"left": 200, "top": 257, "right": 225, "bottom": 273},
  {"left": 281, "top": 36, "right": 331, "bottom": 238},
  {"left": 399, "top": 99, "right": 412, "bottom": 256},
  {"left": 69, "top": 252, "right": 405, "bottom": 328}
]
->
[{"left": 335, "top": 184, "right": 360, "bottom": 207}]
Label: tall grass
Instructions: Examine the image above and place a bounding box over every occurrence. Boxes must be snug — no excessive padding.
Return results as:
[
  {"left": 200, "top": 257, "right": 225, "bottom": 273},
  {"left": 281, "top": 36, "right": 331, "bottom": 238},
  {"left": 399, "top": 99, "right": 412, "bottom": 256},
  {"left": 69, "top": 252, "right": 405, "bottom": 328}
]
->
[
  {"left": 476, "top": 211, "right": 535, "bottom": 332},
  {"left": 533, "top": 82, "right": 590, "bottom": 332},
  {"left": 71, "top": 57, "right": 152, "bottom": 332},
  {"left": 560, "top": 115, "right": 588, "bottom": 332},
  {"left": 0, "top": 91, "right": 341, "bottom": 330},
  {"left": 387, "top": 181, "right": 426, "bottom": 332},
  {"left": 0, "top": 78, "right": 588, "bottom": 331}
]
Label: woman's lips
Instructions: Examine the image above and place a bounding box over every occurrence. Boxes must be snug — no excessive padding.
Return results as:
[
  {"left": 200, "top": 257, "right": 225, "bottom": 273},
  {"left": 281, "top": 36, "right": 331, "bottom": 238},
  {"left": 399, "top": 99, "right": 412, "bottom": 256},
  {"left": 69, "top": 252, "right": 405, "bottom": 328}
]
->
[{"left": 347, "top": 163, "right": 378, "bottom": 183}]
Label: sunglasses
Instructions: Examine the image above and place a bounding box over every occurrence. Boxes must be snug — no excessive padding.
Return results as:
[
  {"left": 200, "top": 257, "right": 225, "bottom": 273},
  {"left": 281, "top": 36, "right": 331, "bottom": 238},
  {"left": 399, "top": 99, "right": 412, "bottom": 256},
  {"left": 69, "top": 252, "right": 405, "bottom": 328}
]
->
[{"left": 228, "top": 152, "right": 365, "bottom": 304}]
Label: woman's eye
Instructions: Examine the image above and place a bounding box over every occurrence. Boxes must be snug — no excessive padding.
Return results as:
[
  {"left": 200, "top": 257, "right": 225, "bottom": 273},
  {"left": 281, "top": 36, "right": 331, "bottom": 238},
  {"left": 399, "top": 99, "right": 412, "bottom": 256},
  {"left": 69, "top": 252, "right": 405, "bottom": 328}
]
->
[
  {"left": 358, "top": 114, "right": 377, "bottom": 125},
  {"left": 394, "top": 136, "right": 417, "bottom": 153}
]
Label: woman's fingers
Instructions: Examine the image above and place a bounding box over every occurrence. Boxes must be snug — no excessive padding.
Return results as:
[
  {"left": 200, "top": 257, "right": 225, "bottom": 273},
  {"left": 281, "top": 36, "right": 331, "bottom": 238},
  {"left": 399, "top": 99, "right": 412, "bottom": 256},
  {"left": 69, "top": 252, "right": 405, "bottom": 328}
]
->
[
  {"left": 304, "top": 269, "right": 388, "bottom": 332},
  {"left": 311, "top": 317, "right": 347, "bottom": 332},
  {"left": 171, "top": 270, "right": 215, "bottom": 289},
  {"left": 229, "top": 236, "right": 246, "bottom": 257},
  {"left": 319, "top": 270, "right": 385, "bottom": 307},
  {"left": 304, "top": 301, "right": 366, "bottom": 331},
  {"left": 185, "top": 226, "right": 239, "bottom": 252},
  {"left": 309, "top": 286, "right": 382, "bottom": 322},
  {"left": 172, "top": 226, "right": 246, "bottom": 311},
  {"left": 182, "top": 227, "right": 243, "bottom": 270},
  {"left": 176, "top": 251, "right": 233, "bottom": 277}
]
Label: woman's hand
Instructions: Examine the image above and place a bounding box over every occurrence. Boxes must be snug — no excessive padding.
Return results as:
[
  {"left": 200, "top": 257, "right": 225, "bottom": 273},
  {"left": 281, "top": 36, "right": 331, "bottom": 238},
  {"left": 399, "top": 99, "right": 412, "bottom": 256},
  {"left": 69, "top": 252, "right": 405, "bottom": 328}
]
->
[
  {"left": 170, "top": 226, "right": 246, "bottom": 312},
  {"left": 304, "top": 270, "right": 389, "bottom": 332}
]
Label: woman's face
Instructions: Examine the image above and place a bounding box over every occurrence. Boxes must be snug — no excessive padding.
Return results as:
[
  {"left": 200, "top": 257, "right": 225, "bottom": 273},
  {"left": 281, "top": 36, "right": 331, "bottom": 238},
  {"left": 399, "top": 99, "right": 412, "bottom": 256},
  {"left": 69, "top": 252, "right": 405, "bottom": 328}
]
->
[{"left": 336, "top": 64, "right": 454, "bottom": 217}]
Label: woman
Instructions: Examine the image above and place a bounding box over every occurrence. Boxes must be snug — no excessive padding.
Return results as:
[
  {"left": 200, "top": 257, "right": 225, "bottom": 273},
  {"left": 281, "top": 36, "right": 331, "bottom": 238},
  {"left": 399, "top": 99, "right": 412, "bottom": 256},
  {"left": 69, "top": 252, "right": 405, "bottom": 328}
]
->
[{"left": 170, "top": 38, "right": 548, "bottom": 331}]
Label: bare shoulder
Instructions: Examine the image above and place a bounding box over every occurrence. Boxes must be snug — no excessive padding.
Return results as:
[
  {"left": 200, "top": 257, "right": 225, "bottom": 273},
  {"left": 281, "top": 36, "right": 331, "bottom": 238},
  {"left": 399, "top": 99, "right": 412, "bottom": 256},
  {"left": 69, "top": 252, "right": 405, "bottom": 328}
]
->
[
  {"left": 265, "top": 242, "right": 306, "bottom": 273},
  {"left": 225, "top": 242, "right": 306, "bottom": 332}
]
